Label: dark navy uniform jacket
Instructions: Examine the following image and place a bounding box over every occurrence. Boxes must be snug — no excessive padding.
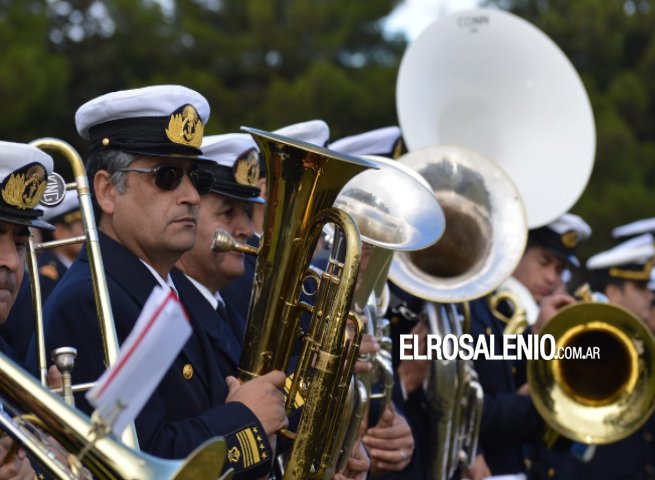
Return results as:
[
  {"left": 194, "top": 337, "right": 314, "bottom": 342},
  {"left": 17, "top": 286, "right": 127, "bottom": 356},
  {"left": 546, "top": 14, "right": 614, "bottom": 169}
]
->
[
  {"left": 26, "top": 232, "right": 273, "bottom": 479},
  {"left": 550, "top": 418, "right": 655, "bottom": 480},
  {"left": 171, "top": 270, "right": 243, "bottom": 376},
  {"left": 572, "top": 417, "right": 655, "bottom": 480},
  {"left": 469, "top": 296, "right": 543, "bottom": 475},
  {"left": 35, "top": 249, "right": 69, "bottom": 300}
]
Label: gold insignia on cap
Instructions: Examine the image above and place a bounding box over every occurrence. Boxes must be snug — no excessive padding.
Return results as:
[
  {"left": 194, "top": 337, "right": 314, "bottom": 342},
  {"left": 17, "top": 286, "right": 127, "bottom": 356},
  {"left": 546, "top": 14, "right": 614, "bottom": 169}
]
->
[
  {"left": 182, "top": 363, "right": 193, "bottom": 379},
  {"left": 233, "top": 148, "right": 260, "bottom": 187},
  {"left": 609, "top": 258, "right": 654, "bottom": 281},
  {"left": 561, "top": 230, "right": 578, "bottom": 249},
  {"left": 1, "top": 164, "right": 48, "bottom": 210},
  {"left": 227, "top": 446, "right": 241, "bottom": 464},
  {"left": 166, "top": 104, "right": 204, "bottom": 148},
  {"left": 39, "top": 263, "right": 59, "bottom": 282}
]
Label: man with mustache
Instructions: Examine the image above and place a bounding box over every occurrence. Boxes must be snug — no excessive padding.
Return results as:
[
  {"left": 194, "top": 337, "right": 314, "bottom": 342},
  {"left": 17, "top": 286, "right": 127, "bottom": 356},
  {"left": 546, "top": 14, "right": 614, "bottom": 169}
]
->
[
  {"left": 28, "top": 85, "right": 285, "bottom": 479},
  {"left": 0, "top": 141, "right": 56, "bottom": 479}
]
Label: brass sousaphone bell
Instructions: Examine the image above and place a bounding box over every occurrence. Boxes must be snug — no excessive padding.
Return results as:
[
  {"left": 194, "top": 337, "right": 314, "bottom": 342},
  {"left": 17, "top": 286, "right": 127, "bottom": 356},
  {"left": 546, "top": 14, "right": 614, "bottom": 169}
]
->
[
  {"left": 391, "top": 7, "right": 598, "bottom": 477},
  {"left": 396, "top": 8, "right": 596, "bottom": 230}
]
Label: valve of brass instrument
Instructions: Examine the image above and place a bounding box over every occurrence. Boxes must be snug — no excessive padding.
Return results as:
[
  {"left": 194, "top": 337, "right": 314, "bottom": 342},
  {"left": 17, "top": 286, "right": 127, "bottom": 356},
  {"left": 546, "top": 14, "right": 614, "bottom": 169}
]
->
[{"left": 488, "top": 290, "right": 528, "bottom": 335}]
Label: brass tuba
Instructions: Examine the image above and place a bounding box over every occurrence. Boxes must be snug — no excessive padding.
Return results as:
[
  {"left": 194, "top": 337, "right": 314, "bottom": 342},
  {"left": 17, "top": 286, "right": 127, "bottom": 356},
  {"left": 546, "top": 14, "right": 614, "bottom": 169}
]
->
[
  {"left": 528, "top": 286, "right": 655, "bottom": 444},
  {"left": 28, "top": 138, "right": 138, "bottom": 448},
  {"left": 218, "top": 127, "right": 377, "bottom": 479},
  {"left": 0, "top": 350, "right": 231, "bottom": 480},
  {"left": 393, "top": 7, "right": 598, "bottom": 477},
  {"left": 330, "top": 155, "right": 445, "bottom": 472},
  {"left": 384, "top": 146, "right": 524, "bottom": 479}
]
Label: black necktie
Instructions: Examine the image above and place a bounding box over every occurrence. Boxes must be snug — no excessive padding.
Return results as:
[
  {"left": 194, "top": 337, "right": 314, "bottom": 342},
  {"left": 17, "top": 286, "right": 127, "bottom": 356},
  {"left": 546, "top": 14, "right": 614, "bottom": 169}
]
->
[
  {"left": 214, "top": 301, "right": 242, "bottom": 365},
  {"left": 218, "top": 301, "right": 246, "bottom": 343}
]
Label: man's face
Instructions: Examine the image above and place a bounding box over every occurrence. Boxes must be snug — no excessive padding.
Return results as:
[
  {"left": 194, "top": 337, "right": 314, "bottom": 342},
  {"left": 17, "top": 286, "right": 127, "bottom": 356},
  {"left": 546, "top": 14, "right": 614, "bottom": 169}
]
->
[
  {"left": 0, "top": 221, "right": 29, "bottom": 324},
  {"left": 607, "top": 281, "right": 654, "bottom": 324},
  {"left": 513, "top": 245, "right": 566, "bottom": 303},
  {"left": 179, "top": 193, "right": 254, "bottom": 292},
  {"left": 110, "top": 157, "right": 201, "bottom": 264}
]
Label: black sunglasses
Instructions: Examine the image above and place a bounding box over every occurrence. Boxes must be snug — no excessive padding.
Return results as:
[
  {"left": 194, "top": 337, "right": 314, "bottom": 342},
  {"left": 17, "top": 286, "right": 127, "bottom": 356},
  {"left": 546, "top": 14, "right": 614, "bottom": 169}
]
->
[{"left": 118, "top": 165, "right": 214, "bottom": 195}]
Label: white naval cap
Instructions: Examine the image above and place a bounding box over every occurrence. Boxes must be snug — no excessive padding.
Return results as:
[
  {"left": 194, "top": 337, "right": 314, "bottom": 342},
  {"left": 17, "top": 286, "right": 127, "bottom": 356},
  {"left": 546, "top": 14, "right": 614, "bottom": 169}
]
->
[
  {"left": 612, "top": 218, "right": 655, "bottom": 239},
  {"left": 75, "top": 85, "right": 210, "bottom": 158},
  {"left": 329, "top": 126, "right": 402, "bottom": 158},
  {"left": 202, "top": 133, "right": 258, "bottom": 168},
  {"left": 547, "top": 213, "right": 592, "bottom": 241},
  {"left": 529, "top": 213, "right": 592, "bottom": 267},
  {"left": 0, "top": 141, "right": 54, "bottom": 230},
  {"left": 42, "top": 190, "right": 79, "bottom": 224},
  {"left": 273, "top": 120, "right": 330, "bottom": 146},
  {"left": 587, "top": 233, "right": 655, "bottom": 281},
  {"left": 199, "top": 133, "right": 263, "bottom": 204}
]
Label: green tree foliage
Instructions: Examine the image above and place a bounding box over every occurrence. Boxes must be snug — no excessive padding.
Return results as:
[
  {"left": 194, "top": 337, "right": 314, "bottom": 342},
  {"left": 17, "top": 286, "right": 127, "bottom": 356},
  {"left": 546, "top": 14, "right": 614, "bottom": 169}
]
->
[
  {"left": 0, "top": 1, "right": 69, "bottom": 142},
  {"left": 171, "top": 0, "right": 404, "bottom": 137},
  {"left": 486, "top": 0, "right": 655, "bottom": 259},
  {"left": 0, "top": 0, "right": 404, "bottom": 158}
]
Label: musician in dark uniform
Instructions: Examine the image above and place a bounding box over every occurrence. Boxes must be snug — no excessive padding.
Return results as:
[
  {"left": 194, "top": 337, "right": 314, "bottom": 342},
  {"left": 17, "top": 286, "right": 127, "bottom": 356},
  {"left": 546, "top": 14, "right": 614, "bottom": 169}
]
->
[
  {"left": 0, "top": 141, "right": 56, "bottom": 479},
  {"left": 176, "top": 132, "right": 262, "bottom": 370},
  {"left": 469, "top": 213, "right": 590, "bottom": 478},
  {"left": 176, "top": 132, "right": 371, "bottom": 479},
  {"left": 568, "top": 233, "right": 655, "bottom": 480},
  {"left": 27, "top": 85, "right": 283, "bottom": 479},
  {"left": 1, "top": 190, "right": 82, "bottom": 361}
]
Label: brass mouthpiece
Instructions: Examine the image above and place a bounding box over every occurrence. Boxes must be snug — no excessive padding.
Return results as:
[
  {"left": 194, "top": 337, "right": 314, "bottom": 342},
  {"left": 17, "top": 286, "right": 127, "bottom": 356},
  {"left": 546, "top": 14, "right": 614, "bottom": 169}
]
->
[{"left": 211, "top": 228, "right": 259, "bottom": 256}]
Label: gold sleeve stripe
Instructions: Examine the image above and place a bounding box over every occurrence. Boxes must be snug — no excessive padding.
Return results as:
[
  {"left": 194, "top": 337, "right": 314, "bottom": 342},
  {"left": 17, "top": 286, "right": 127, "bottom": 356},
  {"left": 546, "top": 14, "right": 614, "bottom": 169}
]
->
[
  {"left": 244, "top": 428, "right": 262, "bottom": 464},
  {"left": 236, "top": 431, "right": 253, "bottom": 467}
]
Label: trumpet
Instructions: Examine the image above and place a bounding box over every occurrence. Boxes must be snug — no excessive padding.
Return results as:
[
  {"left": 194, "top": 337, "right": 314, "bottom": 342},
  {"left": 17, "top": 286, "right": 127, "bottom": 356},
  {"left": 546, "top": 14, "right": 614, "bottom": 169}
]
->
[{"left": 528, "top": 285, "right": 655, "bottom": 445}]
